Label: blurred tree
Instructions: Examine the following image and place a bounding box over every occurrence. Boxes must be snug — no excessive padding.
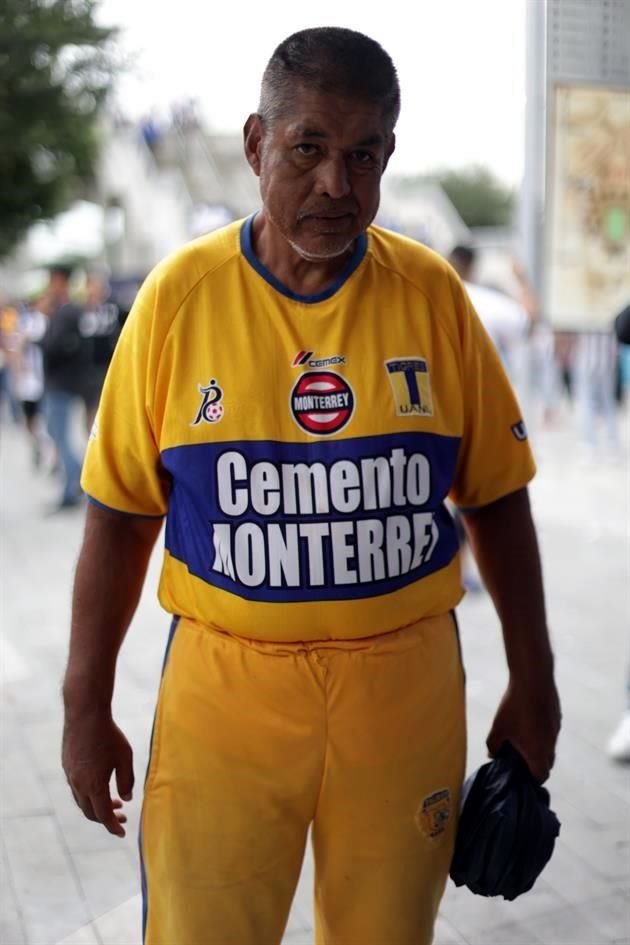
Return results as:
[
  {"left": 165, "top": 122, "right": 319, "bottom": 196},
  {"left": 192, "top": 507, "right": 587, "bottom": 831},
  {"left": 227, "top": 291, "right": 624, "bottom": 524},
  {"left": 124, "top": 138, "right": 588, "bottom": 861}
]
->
[
  {"left": 0, "top": 0, "right": 118, "bottom": 259},
  {"left": 400, "top": 166, "right": 515, "bottom": 228},
  {"left": 436, "top": 166, "right": 514, "bottom": 227}
]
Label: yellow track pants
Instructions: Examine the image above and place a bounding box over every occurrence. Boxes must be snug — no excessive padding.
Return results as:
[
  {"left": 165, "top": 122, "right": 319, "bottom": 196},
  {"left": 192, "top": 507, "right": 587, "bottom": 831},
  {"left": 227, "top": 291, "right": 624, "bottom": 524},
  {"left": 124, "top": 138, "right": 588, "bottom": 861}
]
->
[{"left": 140, "top": 612, "right": 466, "bottom": 945}]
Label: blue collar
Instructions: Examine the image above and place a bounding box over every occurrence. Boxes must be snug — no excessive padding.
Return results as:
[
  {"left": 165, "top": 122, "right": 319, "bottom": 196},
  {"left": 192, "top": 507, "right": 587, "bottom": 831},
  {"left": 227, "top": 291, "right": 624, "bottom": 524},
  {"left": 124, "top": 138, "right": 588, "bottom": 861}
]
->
[{"left": 240, "top": 214, "right": 367, "bottom": 303}]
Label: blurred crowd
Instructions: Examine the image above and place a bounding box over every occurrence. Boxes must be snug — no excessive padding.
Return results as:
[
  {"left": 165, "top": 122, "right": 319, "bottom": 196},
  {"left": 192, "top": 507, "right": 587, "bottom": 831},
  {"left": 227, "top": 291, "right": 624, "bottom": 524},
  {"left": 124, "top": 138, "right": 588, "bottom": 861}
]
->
[
  {"left": 0, "top": 263, "right": 126, "bottom": 511},
  {"left": 447, "top": 245, "right": 630, "bottom": 456}
]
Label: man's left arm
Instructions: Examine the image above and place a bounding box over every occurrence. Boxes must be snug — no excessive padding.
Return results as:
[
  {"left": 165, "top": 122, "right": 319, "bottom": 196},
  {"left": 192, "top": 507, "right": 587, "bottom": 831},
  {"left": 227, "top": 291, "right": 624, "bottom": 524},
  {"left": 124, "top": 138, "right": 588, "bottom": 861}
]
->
[{"left": 460, "top": 486, "right": 561, "bottom": 783}]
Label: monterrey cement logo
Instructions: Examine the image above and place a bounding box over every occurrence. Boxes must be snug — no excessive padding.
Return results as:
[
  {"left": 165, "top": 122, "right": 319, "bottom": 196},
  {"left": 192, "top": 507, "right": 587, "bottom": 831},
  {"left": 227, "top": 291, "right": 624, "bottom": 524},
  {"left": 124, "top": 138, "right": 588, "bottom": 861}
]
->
[{"left": 290, "top": 371, "right": 355, "bottom": 436}]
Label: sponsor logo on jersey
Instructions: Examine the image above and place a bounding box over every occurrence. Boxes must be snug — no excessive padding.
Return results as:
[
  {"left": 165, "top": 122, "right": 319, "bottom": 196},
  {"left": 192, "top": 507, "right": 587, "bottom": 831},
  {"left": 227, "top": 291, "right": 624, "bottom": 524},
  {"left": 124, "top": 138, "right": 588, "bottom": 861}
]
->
[
  {"left": 416, "top": 789, "right": 451, "bottom": 840},
  {"left": 162, "top": 433, "right": 461, "bottom": 602},
  {"left": 292, "top": 350, "right": 347, "bottom": 368},
  {"left": 511, "top": 420, "right": 528, "bottom": 441},
  {"left": 210, "top": 443, "right": 441, "bottom": 591},
  {"left": 192, "top": 378, "right": 224, "bottom": 425},
  {"left": 290, "top": 371, "right": 354, "bottom": 436},
  {"left": 385, "top": 358, "right": 434, "bottom": 417}
]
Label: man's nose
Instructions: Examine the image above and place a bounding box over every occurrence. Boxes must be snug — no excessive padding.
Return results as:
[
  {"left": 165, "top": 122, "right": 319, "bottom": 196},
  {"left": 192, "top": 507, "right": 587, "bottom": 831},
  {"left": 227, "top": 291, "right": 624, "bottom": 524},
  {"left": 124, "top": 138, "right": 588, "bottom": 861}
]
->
[{"left": 314, "top": 156, "right": 351, "bottom": 198}]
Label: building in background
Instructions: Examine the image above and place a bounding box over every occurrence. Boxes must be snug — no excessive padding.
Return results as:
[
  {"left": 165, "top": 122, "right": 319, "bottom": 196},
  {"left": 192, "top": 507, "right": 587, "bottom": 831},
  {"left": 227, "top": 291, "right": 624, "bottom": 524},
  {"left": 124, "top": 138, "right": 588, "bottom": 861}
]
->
[{"left": 522, "top": 0, "right": 630, "bottom": 328}]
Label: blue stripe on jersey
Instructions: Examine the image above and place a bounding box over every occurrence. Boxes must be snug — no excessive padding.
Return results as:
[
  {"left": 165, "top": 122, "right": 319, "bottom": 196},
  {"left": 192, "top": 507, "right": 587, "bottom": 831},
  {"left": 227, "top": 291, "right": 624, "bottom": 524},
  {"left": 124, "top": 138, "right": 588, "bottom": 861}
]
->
[
  {"left": 140, "top": 615, "right": 180, "bottom": 943},
  {"left": 240, "top": 214, "right": 368, "bottom": 303},
  {"left": 161, "top": 432, "right": 461, "bottom": 603}
]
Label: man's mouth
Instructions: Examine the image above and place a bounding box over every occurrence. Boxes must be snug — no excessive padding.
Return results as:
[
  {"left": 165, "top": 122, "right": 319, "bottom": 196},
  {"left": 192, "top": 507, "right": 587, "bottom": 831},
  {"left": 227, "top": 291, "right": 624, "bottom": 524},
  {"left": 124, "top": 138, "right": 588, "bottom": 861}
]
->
[
  {"left": 301, "top": 212, "right": 355, "bottom": 230},
  {"left": 300, "top": 208, "right": 356, "bottom": 221}
]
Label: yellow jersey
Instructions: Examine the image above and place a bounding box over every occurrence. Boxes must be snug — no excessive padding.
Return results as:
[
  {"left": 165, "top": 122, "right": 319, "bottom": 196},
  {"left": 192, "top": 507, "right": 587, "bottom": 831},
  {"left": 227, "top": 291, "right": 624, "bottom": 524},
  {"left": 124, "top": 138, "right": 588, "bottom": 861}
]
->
[{"left": 82, "top": 217, "right": 535, "bottom": 641}]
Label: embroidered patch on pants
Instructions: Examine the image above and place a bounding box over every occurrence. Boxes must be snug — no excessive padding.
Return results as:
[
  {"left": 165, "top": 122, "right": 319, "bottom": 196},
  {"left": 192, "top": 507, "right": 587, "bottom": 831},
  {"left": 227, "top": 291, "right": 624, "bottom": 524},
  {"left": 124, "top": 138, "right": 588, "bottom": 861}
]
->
[{"left": 416, "top": 789, "right": 451, "bottom": 839}]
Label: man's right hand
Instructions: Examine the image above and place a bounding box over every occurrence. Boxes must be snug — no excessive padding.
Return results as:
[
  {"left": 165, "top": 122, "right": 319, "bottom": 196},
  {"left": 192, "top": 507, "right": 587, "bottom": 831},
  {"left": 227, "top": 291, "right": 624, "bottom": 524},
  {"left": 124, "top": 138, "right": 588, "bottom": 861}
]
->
[{"left": 62, "top": 710, "right": 134, "bottom": 837}]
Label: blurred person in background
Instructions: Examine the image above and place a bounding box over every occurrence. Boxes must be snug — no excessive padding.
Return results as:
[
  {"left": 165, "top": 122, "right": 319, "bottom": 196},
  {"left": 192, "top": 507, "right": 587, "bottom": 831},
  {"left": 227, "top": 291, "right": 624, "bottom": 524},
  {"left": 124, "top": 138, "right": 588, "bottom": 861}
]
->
[
  {"left": 607, "top": 300, "right": 630, "bottom": 764},
  {"left": 0, "top": 302, "right": 12, "bottom": 423},
  {"left": 448, "top": 244, "right": 530, "bottom": 592},
  {"left": 40, "top": 264, "right": 86, "bottom": 510},
  {"left": 448, "top": 244, "right": 529, "bottom": 379},
  {"left": 78, "top": 271, "right": 121, "bottom": 433},
  {"left": 13, "top": 295, "right": 53, "bottom": 469},
  {"left": 616, "top": 304, "right": 630, "bottom": 411},
  {"left": 0, "top": 302, "right": 23, "bottom": 426},
  {"left": 140, "top": 111, "right": 162, "bottom": 154},
  {"left": 62, "top": 28, "right": 560, "bottom": 945},
  {"left": 553, "top": 331, "right": 577, "bottom": 406},
  {"left": 510, "top": 259, "right": 562, "bottom": 428},
  {"left": 573, "top": 326, "right": 620, "bottom": 457}
]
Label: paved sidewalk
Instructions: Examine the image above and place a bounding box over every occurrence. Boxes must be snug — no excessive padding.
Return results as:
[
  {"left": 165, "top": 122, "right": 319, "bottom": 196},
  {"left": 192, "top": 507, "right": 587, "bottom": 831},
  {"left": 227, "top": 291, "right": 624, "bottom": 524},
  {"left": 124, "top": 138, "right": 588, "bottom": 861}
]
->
[{"left": 1, "top": 407, "right": 629, "bottom": 945}]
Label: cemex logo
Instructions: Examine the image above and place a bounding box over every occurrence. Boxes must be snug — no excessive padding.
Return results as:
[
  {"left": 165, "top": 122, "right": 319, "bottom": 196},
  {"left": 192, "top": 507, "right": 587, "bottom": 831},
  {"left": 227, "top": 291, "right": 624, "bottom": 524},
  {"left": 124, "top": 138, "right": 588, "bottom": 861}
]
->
[{"left": 292, "top": 350, "right": 346, "bottom": 369}]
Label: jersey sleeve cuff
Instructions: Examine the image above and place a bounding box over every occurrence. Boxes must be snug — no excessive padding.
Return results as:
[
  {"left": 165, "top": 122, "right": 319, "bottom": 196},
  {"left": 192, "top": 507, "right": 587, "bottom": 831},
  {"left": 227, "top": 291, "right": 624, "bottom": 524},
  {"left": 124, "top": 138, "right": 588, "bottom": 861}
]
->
[{"left": 86, "top": 494, "right": 166, "bottom": 519}]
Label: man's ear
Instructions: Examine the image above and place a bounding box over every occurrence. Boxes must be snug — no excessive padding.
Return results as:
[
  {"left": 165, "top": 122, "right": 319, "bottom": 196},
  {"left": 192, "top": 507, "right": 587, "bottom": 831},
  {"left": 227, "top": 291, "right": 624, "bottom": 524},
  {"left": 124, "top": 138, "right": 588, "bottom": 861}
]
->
[
  {"left": 383, "top": 132, "right": 396, "bottom": 173},
  {"left": 244, "top": 114, "right": 264, "bottom": 177}
]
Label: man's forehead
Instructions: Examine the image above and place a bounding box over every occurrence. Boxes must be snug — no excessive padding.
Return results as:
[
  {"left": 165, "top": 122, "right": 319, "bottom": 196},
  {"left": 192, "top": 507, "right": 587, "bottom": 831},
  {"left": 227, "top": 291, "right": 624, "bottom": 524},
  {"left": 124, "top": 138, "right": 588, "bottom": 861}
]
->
[
  {"left": 286, "top": 121, "right": 386, "bottom": 147},
  {"left": 271, "top": 83, "right": 388, "bottom": 132}
]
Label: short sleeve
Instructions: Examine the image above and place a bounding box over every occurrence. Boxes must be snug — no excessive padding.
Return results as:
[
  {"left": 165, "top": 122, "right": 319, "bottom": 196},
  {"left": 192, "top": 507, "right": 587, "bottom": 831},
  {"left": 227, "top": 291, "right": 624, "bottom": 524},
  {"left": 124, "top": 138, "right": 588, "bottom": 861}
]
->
[
  {"left": 81, "top": 272, "right": 170, "bottom": 516},
  {"left": 448, "top": 274, "right": 536, "bottom": 509}
]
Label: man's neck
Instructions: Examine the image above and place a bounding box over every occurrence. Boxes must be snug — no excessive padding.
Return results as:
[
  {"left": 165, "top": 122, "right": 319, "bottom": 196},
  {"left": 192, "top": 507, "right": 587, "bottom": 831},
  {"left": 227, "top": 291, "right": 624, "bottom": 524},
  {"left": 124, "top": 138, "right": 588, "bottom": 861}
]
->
[{"left": 251, "top": 213, "right": 354, "bottom": 297}]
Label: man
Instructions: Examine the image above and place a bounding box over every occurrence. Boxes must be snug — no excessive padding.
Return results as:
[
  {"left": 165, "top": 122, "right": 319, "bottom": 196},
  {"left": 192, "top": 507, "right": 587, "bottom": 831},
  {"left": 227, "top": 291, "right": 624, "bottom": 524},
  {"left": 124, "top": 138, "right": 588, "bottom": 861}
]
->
[
  {"left": 448, "top": 244, "right": 529, "bottom": 377},
  {"left": 40, "top": 264, "right": 86, "bottom": 508},
  {"left": 77, "top": 271, "right": 121, "bottom": 433},
  {"left": 62, "top": 28, "right": 560, "bottom": 945}
]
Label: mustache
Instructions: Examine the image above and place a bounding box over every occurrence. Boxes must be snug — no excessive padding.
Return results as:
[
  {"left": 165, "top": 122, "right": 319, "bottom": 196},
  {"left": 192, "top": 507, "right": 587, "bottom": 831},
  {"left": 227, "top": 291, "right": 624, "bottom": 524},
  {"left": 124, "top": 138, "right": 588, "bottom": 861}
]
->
[{"left": 298, "top": 204, "right": 358, "bottom": 219}]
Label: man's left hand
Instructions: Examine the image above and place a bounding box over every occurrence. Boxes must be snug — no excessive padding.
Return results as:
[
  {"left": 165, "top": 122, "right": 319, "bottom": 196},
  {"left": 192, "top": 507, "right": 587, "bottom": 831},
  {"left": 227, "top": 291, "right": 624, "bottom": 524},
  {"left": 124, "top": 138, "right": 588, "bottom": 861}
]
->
[{"left": 486, "top": 675, "right": 561, "bottom": 783}]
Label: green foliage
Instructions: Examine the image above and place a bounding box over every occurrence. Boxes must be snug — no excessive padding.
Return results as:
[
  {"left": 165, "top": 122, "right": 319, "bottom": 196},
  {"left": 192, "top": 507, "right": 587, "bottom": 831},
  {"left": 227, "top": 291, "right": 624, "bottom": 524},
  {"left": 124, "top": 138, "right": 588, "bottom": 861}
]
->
[
  {"left": 0, "top": 0, "right": 118, "bottom": 259},
  {"left": 407, "top": 166, "right": 515, "bottom": 228}
]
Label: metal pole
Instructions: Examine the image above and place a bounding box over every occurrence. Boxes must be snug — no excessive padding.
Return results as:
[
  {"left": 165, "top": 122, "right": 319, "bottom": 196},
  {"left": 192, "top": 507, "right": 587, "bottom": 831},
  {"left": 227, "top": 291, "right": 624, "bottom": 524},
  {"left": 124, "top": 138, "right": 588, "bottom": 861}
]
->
[{"left": 521, "top": 0, "right": 547, "bottom": 305}]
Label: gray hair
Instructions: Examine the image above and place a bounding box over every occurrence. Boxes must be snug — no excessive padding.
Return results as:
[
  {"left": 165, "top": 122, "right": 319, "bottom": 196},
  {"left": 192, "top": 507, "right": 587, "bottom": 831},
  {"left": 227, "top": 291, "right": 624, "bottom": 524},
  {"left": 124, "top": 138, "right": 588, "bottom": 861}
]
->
[{"left": 258, "top": 27, "right": 401, "bottom": 133}]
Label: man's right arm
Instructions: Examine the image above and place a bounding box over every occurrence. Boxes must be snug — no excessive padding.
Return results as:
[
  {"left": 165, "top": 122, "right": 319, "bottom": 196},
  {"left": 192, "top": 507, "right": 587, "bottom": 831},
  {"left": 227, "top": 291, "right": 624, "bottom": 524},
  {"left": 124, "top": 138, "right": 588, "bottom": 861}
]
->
[{"left": 62, "top": 503, "right": 163, "bottom": 836}]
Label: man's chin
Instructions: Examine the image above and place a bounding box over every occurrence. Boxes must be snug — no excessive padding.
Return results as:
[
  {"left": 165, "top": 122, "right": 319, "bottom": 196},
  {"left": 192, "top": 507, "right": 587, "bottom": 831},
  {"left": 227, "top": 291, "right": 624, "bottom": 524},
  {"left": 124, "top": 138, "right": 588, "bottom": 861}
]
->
[{"left": 288, "top": 236, "right": 355, "bottom": 262}]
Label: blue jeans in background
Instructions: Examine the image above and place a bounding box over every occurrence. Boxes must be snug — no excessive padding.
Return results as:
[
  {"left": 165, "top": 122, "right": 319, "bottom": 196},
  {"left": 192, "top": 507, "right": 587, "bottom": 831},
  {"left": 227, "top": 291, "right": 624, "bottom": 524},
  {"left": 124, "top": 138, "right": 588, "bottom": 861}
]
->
[{"left": 45, "top": 390, "right": 82, "bottom": 504}]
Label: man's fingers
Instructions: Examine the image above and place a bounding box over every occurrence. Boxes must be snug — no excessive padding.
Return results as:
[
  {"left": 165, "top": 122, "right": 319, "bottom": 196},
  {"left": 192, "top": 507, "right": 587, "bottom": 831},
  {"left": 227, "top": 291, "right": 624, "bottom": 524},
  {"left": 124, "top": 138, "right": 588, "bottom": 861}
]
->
[
  {"left": 62, "top": 718, "right": 135, "bottom": 833},
  {"left": 486, "top": 734, "right": 553, "bottom": 783},
  {"left": 510, "top": 745, "right": 550, "bottom": 783},
  {"left": 115, "top": 749, "right": 135, "bottom": 802},
  {"left": 71, "top": 788, "right": 100, "bottom": 823},
  {"left": 90, "top": 789, "right": 126, "bottom": 837},
  {"left": 111, "top": 799, "right": 128, "bottom": 823},
  {"left": 76, "top": 793, "right": 127, "bottom": 827}
]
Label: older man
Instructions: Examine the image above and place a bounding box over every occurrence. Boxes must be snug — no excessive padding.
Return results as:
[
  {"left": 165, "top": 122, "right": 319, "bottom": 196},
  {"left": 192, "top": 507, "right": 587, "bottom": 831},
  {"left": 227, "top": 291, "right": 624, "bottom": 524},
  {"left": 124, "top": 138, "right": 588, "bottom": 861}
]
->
[{"left": 62, "top": 28, "right": 560, "bottom": 945}]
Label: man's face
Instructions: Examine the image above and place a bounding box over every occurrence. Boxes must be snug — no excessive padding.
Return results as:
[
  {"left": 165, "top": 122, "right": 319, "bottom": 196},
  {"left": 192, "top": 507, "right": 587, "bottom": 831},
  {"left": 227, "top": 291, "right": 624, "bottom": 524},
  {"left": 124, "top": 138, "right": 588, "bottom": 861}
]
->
[{"left": 245, "top": 85, "right": 395, "bottom": 261}]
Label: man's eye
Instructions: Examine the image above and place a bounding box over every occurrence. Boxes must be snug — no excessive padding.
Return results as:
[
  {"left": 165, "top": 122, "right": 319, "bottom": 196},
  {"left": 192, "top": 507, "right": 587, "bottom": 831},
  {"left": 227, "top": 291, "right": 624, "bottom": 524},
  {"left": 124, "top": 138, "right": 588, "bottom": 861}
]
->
[
  {"left": 352, "top": 150, "right": 376, "bottom": 165},
  {"left": 295, "top": 143, "right": 318, "bottom": 156}
]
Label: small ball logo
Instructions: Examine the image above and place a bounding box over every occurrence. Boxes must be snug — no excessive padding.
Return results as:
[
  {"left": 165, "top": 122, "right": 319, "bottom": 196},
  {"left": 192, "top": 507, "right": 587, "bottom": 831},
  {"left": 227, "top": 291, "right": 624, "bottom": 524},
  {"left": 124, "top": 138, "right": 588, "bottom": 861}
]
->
[
  {"left": 206, "top": 403, "right": 224, "bottom": 423},
  {"left": 192, "top": 378, "right": 225, "bottom": 426}
]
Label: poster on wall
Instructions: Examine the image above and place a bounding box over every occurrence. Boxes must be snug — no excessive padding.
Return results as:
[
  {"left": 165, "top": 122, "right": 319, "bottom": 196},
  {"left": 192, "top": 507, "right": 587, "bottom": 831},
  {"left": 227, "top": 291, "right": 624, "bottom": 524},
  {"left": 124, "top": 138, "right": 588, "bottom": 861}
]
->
[{"left": 545, "top": 85, "right": 630, "bottom": 330}]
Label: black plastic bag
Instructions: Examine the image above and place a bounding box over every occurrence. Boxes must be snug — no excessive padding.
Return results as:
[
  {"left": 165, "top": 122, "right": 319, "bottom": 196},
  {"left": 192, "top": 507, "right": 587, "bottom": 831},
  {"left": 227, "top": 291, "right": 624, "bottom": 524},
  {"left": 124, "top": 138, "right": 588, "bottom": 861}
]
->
[{"left": 449, "top": 742, "right": 561, "bottom": 900}]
